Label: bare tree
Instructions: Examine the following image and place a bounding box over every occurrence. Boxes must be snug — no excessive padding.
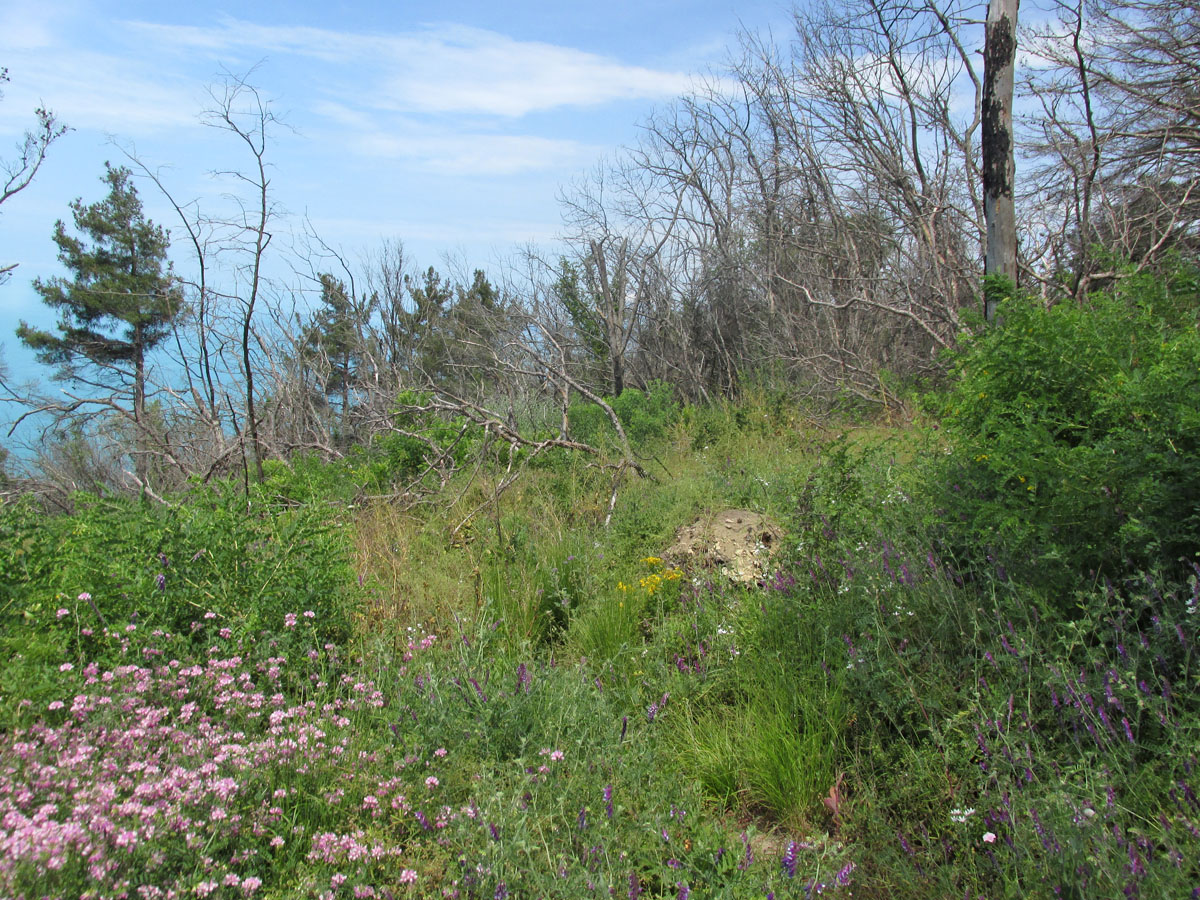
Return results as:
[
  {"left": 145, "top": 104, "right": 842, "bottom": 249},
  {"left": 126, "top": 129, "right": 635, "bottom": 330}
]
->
[
  {"left": 202, "top": 72, "right": 283, "bottom": 485},
  {"left": 1, "top": 67, "right": 68, "bottom": 283},
  {"left": 1021, "top": 0, "right": 1199, "bottom": 299}
]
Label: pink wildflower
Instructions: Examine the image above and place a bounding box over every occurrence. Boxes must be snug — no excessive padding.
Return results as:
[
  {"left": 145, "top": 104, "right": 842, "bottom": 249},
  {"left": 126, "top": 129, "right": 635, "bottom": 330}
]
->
[
  {"left": 57, "top": 608, "right": 70, "bottom": 618},
  {"left": 78, "top": 592, "right": 91, "bottom": 601},
  {"left": 425, "top": 776, "right": 439, "bottom": 789},
  {"left": 304, "top": 610, "right": 316, "bottom": 618},
  {"left": 434, "top": 747, "right": 448, "bottom": 757},
  {"left": 399, "top": 869, "right": 418, "bottom": 884},
  {"left": 285, "top": 613, "right": 298, "bottom": 628},
  {"left": 60, "top": 662, "right": 74, "bottom": 671},
  {"left": 242, "top": 876, "right": 263, "bottom": 894}
]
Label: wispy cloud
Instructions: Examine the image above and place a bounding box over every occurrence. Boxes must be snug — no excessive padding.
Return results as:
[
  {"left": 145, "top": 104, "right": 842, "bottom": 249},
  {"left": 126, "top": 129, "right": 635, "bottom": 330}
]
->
[{"left": 126, "top": 17, "right": 695, "bottom": 118}]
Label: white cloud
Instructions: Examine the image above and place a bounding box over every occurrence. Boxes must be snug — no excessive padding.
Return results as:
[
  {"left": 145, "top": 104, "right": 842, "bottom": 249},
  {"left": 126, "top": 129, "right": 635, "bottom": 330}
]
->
[
  {"left": 0, "top": 51, "right": 198, "bottom": 134},
  {"left": 126, "top": 17, "right": 694, "bottom": 118},
  {"left": 351, "top": 131, "right": 599, "bottom": 176}
]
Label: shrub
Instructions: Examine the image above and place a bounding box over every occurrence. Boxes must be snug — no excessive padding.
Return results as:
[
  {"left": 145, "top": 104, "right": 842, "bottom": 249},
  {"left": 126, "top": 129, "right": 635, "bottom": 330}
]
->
[
  {"left": 567, "top": 381, "right": 679, "bottom": 451},
  {"left": 929, "top": 271, "right": 1200, "bottom": 590}
]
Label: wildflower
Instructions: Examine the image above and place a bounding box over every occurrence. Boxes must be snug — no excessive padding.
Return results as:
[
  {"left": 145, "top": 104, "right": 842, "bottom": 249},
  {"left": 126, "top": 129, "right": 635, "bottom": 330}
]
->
[
  {"left": 57, "top": 607, "right": 70, "bottom": 618},
  {"left": 78, "top": 592, "right": 92, "bottom": 601},
  {"left": 425, "top": 776, "right": 439, "bottom": 789},
  {"left": 495, "top": 882, "right": 509, "bottom": 900},
  {"left": 399, "top": 870, "right": 418, "bottom": 884},
  {"left": 676, "top": 883, "right": 690, "bottom": 900},
  {"left": 983, "top": 832, "right": 996, "bottom": 844},
  {"left": 604, "top": 784, "right": 614, "bottom": 819},
  {"left": 242, "top": 877, "right": 263, "bottom": 895},
  {"left": 435, "top": 747, "right": 448, "bottom": 757},
  {"left": 782, "top": 840, "right": 797, "bottom": 878},
  {"left": 835, "top": 861, "right": 857, "bottom": 886},
  {"left": 156, "top": 572, "right": 166, "bottom": 592},
  {"left": 59, "top": 662, "right": 74, "bottom": 672},
  {"left": 285, "top": 613, "right": 298, "bottom": 628},
  {"left": 304, "top": 610, "right": 316, "bottom": 618}
]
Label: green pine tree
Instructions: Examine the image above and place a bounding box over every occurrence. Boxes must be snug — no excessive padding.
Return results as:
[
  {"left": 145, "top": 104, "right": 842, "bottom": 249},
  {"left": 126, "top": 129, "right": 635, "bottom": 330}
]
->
[{"left": 17, "top": 163, "right": 183, "bottom": 486}]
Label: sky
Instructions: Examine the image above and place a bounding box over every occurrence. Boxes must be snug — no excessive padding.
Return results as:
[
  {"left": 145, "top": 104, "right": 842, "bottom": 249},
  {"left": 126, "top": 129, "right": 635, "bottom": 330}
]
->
[{"left": 0, "top": 0, "right": 795, "bottom": 397}]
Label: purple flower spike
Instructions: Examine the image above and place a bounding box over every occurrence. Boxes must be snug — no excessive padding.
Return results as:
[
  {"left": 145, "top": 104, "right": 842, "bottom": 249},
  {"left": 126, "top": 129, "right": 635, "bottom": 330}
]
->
[{"left": 782, "top": 841, "right": 797, "bottom": 878}]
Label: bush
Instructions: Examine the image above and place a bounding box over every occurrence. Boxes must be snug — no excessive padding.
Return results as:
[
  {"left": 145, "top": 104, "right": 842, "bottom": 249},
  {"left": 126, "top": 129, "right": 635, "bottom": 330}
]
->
[
  {"left": 929, "top": 271, "right": 1200, "bottom": 591},
  {"left": 567, "top": 381, "right": 679, "bottom": 451}
]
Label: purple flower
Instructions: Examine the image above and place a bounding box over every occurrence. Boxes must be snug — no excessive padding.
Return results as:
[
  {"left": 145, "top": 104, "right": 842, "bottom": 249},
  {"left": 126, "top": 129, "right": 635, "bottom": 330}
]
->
[
  {"left": 676, "top": 883, "right": 690, "bottom": 900},
  {"left": 578, "top": 807, "right": 588, "bottom": 831},
  {"left": 782, "top": 841, "right": 797, "bottom": 878},
  {"left": 835, "top": 861, "right": 856, "bottom": 886},
  {"left": 604, "top": 784, "right": 613, "bottom": 819},
  {"left": 156, "top": 572, "right": 166, "bottom": 592}
]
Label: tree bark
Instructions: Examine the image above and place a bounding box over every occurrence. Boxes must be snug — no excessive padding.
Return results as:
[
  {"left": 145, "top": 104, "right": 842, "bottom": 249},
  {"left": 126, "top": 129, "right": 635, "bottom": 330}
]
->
[{"left": 982, "top": 0, "right": 1020, "bottom": 321}]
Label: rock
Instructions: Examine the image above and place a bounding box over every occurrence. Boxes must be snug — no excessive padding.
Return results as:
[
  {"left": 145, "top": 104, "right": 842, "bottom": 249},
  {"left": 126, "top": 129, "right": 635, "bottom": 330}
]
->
[{"left": 664, "top": 508, "right": 782, "bottom": 584}]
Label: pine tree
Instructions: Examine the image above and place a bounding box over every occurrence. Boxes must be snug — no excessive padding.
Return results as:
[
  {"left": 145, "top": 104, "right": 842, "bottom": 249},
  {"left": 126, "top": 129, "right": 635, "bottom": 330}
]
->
[{"left": 17, "top": 163, "right": 182, "bottom": 485}]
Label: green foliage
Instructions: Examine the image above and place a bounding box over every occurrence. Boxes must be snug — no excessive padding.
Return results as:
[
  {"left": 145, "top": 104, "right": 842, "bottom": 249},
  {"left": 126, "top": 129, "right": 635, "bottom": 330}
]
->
[
  {"left": 0, "top": 481, "right": 356, "bottom": 713},
  {"left": 930, "top": 273, "right": 1200, "bottom": 589},
  {"left": 566, "top": 381, "right": 679, "bottom": 450},
  {"left": 355, "top": 393, "right": 485, "bottom": 490},
  {"left": 16, "top": 163, "right": 182, "bottom": 391}
]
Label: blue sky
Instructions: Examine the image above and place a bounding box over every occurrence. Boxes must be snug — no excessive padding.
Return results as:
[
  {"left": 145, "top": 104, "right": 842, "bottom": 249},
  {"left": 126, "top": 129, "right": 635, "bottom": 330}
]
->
[{"left": 0, "top": 0, "right": 794, "bottom": 387}]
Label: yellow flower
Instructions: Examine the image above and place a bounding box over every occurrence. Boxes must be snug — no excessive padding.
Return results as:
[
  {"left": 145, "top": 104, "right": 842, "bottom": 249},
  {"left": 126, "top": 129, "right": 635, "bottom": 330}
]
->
[
  {"left": 664, "top": 568, "right": 682, "bottom": 581},
  {"left": 641, "top": 556, "right": 663, "bottom": 567}
]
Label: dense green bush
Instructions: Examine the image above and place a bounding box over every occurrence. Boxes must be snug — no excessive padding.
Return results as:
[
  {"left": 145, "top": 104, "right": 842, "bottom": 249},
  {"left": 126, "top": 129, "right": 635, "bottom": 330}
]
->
[
  {"left": 567, "top": 381, "right": 679, "bottom": 450},
  {"left": 929, "top": 272, "right": 1200, "bottom": 590}
]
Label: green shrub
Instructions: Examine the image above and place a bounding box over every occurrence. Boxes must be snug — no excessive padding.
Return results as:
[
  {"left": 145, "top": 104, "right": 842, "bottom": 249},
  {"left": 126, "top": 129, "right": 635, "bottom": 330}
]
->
[
  {"left": 567, "top": 381, "right": 679, "bottom": 451},
  {"left": 929, "top": 271, "right": 1200, "bottom": 590}
]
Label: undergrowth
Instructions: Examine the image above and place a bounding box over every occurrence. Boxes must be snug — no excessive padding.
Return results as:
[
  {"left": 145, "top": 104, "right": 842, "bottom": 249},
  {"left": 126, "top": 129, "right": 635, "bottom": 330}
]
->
[{"left": 2, "top": 272, "right": 1199, "bottom": 898}]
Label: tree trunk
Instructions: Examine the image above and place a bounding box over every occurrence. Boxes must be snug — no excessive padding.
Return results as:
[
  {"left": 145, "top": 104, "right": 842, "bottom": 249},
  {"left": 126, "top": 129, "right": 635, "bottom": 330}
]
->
[{"left": 982, "top": 0, "right": 1020, "bottom": 321}]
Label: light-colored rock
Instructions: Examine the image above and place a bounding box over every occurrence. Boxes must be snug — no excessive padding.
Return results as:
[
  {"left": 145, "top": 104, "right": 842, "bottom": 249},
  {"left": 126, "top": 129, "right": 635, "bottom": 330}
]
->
[{"left": 664, "top": 508, "right": 782, "bottom": 584}]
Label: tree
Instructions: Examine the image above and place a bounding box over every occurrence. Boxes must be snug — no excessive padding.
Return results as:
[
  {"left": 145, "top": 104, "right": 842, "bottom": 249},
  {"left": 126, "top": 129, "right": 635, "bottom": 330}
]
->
[
  {"left": 1, "top": 66, "right": 68, "bottom": 283},
  {"left": 300, "top": 273, "right": 368, "bottom": 442},
  {"left": 16, "top": 163, "right": 182, "bottom": 486}
]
